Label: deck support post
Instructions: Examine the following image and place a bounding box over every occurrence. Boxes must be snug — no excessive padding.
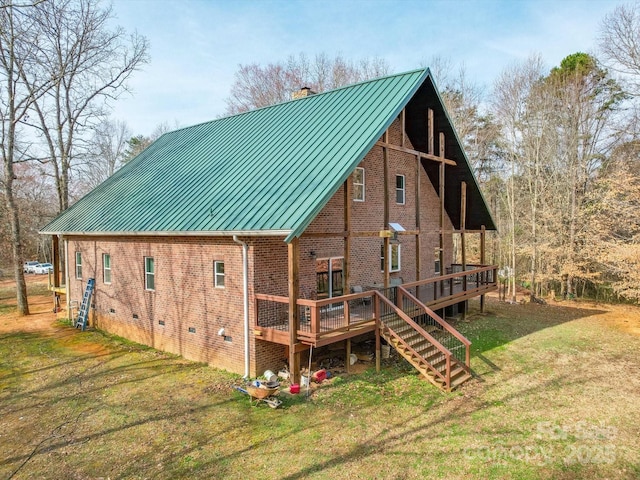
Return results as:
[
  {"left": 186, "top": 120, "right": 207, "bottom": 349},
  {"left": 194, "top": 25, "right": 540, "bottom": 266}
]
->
[
  {"left": 383, "top": 129, "right": 390, "bottom": 290},
  {"left": 344, "top": 178, "right": 351, "bottom": 296},
  {"left": 346, "top": 338, "right": 352, "bottom": 373},
  {"left": 439, "top": 132, "right": 446, "bottom": 298},
  {"left": 460, "top": 182, "right": 467, "bottom": 320},
  {"left": 415, "top": 154, "right": 421, "bottom": 299},
  {"left": 480, "top": 225, "right": 486, "bottom": 313},
  {"left": 288, "top": 238, "right": 301, "bottom": 383},
  {"left": 375, "top": 297, "right": 381, "bottom": 372}
]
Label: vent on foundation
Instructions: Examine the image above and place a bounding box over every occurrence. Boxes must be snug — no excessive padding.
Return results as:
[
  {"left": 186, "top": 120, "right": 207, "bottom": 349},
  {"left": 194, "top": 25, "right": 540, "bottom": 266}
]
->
[
  {"left": 158, "top": 320, "right": 165, "bottom": 326},
  {"left": 133, "top": 314, "right": 139, "bottom": 319},
  {"left": 188, "top": 327, "right": 196, "bottom": 334},
  {"left": 223, "top": 335, "right": 232, "bottom": 343}
]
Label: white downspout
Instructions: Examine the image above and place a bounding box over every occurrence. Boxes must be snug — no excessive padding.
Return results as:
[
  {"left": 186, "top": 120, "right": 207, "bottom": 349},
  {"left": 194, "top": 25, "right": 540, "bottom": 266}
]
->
[{"left": 233, "top": 235, "right": 250, "bottom": 379}]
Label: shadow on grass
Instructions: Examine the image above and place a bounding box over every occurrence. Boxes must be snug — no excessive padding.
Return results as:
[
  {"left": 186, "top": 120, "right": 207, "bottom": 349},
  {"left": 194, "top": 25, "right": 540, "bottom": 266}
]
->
[{"left": 452, "top": 297, "right": 608, "bottom": 357}]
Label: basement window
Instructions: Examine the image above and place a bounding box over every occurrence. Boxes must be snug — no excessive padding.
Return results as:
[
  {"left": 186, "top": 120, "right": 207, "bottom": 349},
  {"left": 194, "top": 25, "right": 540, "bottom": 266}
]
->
[
  {"left": 214, "top": 261, "right": 225, "bottom": 288},
  {"left": 103, "top": 253, "right": 111, "bottom": 284},
  {"left": 75, "top": 252, "right": 82, "bottom": 279},
  {"left": 396, "top": 175, "right": 405, "bottom": 204},
  {"left": 353, "top": 167, "right": 365, "bottom": 202},
  {"left": 144, "top": 257, "right": 155, "bottom": 291},
  {"left": 380, "top": 244, "right": 401, "bottom": 273}
]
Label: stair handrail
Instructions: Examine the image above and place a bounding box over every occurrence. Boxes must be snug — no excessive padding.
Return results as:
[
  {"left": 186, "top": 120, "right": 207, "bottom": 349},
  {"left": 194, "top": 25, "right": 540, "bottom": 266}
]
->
[
  {"left": 397, "top": 286, "right": 471, "bottom": 369},
  {"left": 375, "top": 291, "right": 452, "bottom": 389}
]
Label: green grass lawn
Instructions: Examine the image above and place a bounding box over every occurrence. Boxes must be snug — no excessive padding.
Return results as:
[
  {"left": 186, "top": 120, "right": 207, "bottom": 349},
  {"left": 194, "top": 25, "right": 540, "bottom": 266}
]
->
[{"left": 0, "top": 299, "right": 639, "bottom": 479}]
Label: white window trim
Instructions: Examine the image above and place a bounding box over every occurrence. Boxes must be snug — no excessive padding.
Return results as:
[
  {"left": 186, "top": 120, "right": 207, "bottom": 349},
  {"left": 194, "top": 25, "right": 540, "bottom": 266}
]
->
[
  {"left": 396, "top": 174, "right": 405, "bottom": 205},
  {"left": 144, "top": 257, "right": 155, "bottom": 291},
  {"left": 103, "top": 253, "right": 111, "bottom": 284},
  {"left": 214, "top": 261, "right": 225, "bottom": 288},
  {"left": 75, "top": 252, "right": 82, "bottom": 280},
  {"left": 353, "top": 167, "right": 365, "bottom": 202},
  {"left": 380, "top": 244, "right": 402, "bottom": 273}
]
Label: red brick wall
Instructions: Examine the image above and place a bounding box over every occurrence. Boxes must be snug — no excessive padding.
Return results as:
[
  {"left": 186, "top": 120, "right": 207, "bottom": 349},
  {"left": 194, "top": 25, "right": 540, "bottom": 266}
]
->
[
  {"left": 66, "top": 116, "right": 460, "bottom": 377},
  {"left": 302, "top": 117, "right": 454, "bottom": 291}
]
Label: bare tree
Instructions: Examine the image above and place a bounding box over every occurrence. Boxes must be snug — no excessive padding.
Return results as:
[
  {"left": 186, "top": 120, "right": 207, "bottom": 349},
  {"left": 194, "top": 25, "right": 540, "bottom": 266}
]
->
[
  {"left": 0, "top": 2, "right": 50, "bottom": 315},
  {"left": 78, "top": 118, "right": 131, "bottom": 192},
  {"left": 22, "top": 0, "right": 149, "bottom": 212},
  {"left": 600, "top": 3, "right": 640, "bottom": 92},
  {"left": 224, "top": 53, "right": 390, "bottom": 114}
]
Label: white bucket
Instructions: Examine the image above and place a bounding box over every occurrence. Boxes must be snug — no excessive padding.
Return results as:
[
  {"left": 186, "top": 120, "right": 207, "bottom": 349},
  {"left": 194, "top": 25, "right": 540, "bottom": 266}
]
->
[
  {"left": 381, "top": 345, "right": 391, "bottom": 359},
  {"left": 263, "top": 370, "right": 277, "bottom": 382},
  {"left": 301, "top": 375, "right": 309, "bottom": 387},
  {"left": 350, "top": 353, "right": 358, "bottom": 365}
]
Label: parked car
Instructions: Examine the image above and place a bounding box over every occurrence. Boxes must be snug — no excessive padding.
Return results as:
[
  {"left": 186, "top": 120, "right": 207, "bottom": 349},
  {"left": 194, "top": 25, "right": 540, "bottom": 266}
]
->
[
  {"left": 22, "top": 260, "right": 40, "bottom": 273},
  {"left": 24, "top": 261, "right": 40, "bottom": 273},
  {"left": 34, "top": 263, "right": 53, "bottom": 274}
]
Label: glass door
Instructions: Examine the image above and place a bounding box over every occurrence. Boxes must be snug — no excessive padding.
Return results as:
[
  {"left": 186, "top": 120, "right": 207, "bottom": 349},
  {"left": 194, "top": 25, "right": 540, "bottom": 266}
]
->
[{"left": 316, "top": 257, "right": 344, "bottom": 299}]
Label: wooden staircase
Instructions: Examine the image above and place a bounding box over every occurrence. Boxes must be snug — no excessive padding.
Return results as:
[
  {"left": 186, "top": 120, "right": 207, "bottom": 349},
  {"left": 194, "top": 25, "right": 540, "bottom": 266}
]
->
[{"left": 376, "top": 288, "right": 472, "bottom": 391}]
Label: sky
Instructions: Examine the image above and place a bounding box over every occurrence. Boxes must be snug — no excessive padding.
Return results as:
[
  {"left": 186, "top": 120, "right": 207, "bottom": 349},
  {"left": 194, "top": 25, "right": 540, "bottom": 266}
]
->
[{"left": 109, "top": 0, "right": 620, "bottom": 136}]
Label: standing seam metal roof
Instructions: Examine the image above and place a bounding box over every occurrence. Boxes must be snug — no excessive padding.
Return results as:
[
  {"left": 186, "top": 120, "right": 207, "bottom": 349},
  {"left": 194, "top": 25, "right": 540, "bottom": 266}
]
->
[{"left": 41, "top": 69, "right": 434, "bottom": 240}]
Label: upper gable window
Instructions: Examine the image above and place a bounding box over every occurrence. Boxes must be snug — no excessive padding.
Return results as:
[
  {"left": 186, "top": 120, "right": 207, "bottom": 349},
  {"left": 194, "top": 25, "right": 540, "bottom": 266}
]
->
[
  {"left": 396, "top": 175, "right": 405, "bottom": 204},
  {"left": 353, "top": 167, "right": 365, "bottom": 202}
]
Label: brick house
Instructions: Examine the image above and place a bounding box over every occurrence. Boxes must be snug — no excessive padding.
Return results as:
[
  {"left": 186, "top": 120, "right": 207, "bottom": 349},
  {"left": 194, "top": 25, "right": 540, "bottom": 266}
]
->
[{"left": 42, "top": 69, "right": 497, "bottom": 390}]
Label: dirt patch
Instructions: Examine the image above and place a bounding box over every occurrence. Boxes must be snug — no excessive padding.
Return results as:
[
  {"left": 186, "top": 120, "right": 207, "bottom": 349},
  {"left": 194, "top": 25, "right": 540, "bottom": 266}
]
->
[{"left": 486, "top": 290, "right": 640, "bottom": 338}]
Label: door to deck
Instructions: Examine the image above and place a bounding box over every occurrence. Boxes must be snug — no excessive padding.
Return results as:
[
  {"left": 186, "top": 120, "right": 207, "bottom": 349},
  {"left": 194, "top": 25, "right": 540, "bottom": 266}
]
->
[{"left": 316, "top": 257, "right": 344, "bottom": 299}]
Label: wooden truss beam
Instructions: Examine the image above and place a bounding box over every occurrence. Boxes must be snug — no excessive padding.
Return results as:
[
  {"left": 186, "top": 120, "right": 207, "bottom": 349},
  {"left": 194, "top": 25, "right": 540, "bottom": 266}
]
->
[{"left": 374, "top": 141, "right": 456, "bottom": 166}]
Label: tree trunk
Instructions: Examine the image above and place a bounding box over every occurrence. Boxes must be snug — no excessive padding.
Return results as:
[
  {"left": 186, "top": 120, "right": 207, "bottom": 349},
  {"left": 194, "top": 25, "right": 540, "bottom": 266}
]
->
[{"left": 3, "top": 143, "right": 29, "bottom": 316}]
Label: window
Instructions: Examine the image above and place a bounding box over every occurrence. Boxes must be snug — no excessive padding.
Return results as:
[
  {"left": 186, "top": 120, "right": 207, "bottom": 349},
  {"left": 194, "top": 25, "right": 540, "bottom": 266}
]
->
[
  {"left": 75, "top": 252, "right": 82, "bottom": 279},
  {"left": 353, "top": 167, "right": 365, "bottom": 201},
  {"left": 435, "top": 248, "right": 441, "bottom": 274},
  {"left": 214, "top": 261, "right": 225, "bottom": 288},
  {"left": 144, "top": 257, "right": 155, "bottom": 291},
  {"left": 380, "top": 244, "right": 401, "bottom": 272},
  {"left": 103, "top": 254, "right": 111, "bottom": 284},
  {"left": 396, "top": 175, "right": 405, "bottom": 204}
]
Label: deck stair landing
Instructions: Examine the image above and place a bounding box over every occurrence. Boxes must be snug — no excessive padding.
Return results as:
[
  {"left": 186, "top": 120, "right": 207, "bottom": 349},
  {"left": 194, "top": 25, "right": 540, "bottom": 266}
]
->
[{"left": 377, "top": 287, "right": 472, "bottom": 391}]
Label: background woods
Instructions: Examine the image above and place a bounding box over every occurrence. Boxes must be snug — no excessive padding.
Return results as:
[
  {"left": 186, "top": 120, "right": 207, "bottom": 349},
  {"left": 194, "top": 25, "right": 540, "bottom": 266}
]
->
[{"left": 2, "top": 0, "right": 640, "bottom": 310}]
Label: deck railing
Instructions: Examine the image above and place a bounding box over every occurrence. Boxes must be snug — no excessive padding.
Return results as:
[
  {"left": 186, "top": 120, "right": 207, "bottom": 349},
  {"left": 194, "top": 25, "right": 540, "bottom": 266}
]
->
[
  {"left": 255, "top": 265, "right": 496, "bottom": 344},
  {"left": 397, "top": 287, "right": 470, "bottom": 368}
]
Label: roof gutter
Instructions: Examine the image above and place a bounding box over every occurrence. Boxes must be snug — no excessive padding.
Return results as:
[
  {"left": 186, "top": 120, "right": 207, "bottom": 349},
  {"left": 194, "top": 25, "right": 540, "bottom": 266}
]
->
[
  {"left": 232, "top": 235, "right": 251, "bottom": 379},
  {"left": 38, "top": 229, "right": 292, "bottom": 238}
]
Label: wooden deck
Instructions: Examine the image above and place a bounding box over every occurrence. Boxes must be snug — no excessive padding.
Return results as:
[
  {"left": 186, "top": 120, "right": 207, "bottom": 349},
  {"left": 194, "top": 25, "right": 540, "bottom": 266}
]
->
[{"left": 254, "top": 265, "right": 497, "bottom": 348}]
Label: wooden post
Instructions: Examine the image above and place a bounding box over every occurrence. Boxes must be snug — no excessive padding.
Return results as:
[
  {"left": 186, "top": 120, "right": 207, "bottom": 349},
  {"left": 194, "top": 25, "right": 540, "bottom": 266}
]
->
[
  {"left": 52, "top": 235, "right": 60, "bottom": 288},
  {"left": 383, "top": 129, "right": 390, "bottom": 290},
  {"left": 383, "top": 236, "right": 390, "bottom": 289},
  {"left": 401, "top": 109, "right": 406, "bottom": 147},
  {"left": 428, "top": 109, "right": 434, "bottom": 155},
  {"left": 415, "top": 154, "right": 421, "bottom": 299},
  {"left": 288, "top": 238, "right": 301, "bottom": 383},
  {"left": 460, "top": 182, "right": 467, "bottom": 320},
  {"left": 480, "top": 225, "right": 486, "bottom": 313},
  {"left": 439, "top": 132, "right": 445, "bottom": 296},
  {"left": 375, "top": 295, "right": 381, "bottom": 372},
  {"left": 344, "top": 179, "right": 351, "bottom": 295}
]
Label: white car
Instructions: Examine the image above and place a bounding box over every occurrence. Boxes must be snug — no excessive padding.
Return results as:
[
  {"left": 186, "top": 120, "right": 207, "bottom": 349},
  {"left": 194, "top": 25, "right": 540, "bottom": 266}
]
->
[
  {"left": 24, "top": 261, "right": 40, "bottom": 273},
  {"left": 34, "top": 263, "right": 53, "bottom": 274}
]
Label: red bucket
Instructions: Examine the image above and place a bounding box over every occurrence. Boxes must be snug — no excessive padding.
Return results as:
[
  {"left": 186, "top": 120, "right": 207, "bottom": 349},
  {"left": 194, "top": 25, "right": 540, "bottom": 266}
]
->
[
  {"left": 312, "top": 369, "right": 327, "bottom": 383},
  {"left": 289, "top": 384, "right": 300, "bottom": 394}
]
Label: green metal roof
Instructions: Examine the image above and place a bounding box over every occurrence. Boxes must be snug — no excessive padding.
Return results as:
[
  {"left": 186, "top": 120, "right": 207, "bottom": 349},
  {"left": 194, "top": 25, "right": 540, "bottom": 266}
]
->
[
  {"left": 41, "top": 69, "right": 429, "bottom": 240},
  {"left": 42, "top": 68, "right": 494, "bottom": 240}
]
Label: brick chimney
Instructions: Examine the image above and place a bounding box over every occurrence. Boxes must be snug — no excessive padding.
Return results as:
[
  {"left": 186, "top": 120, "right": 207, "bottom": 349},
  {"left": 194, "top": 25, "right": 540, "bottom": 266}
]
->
[{"left": 291, "top": 87, "right": 316, "bottom": 100}]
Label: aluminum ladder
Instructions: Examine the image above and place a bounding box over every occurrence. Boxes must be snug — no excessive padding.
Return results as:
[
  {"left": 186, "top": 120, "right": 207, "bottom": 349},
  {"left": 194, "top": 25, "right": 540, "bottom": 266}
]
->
[{"left": 75, "top": 278, "right": 95, "bottom": 331}]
